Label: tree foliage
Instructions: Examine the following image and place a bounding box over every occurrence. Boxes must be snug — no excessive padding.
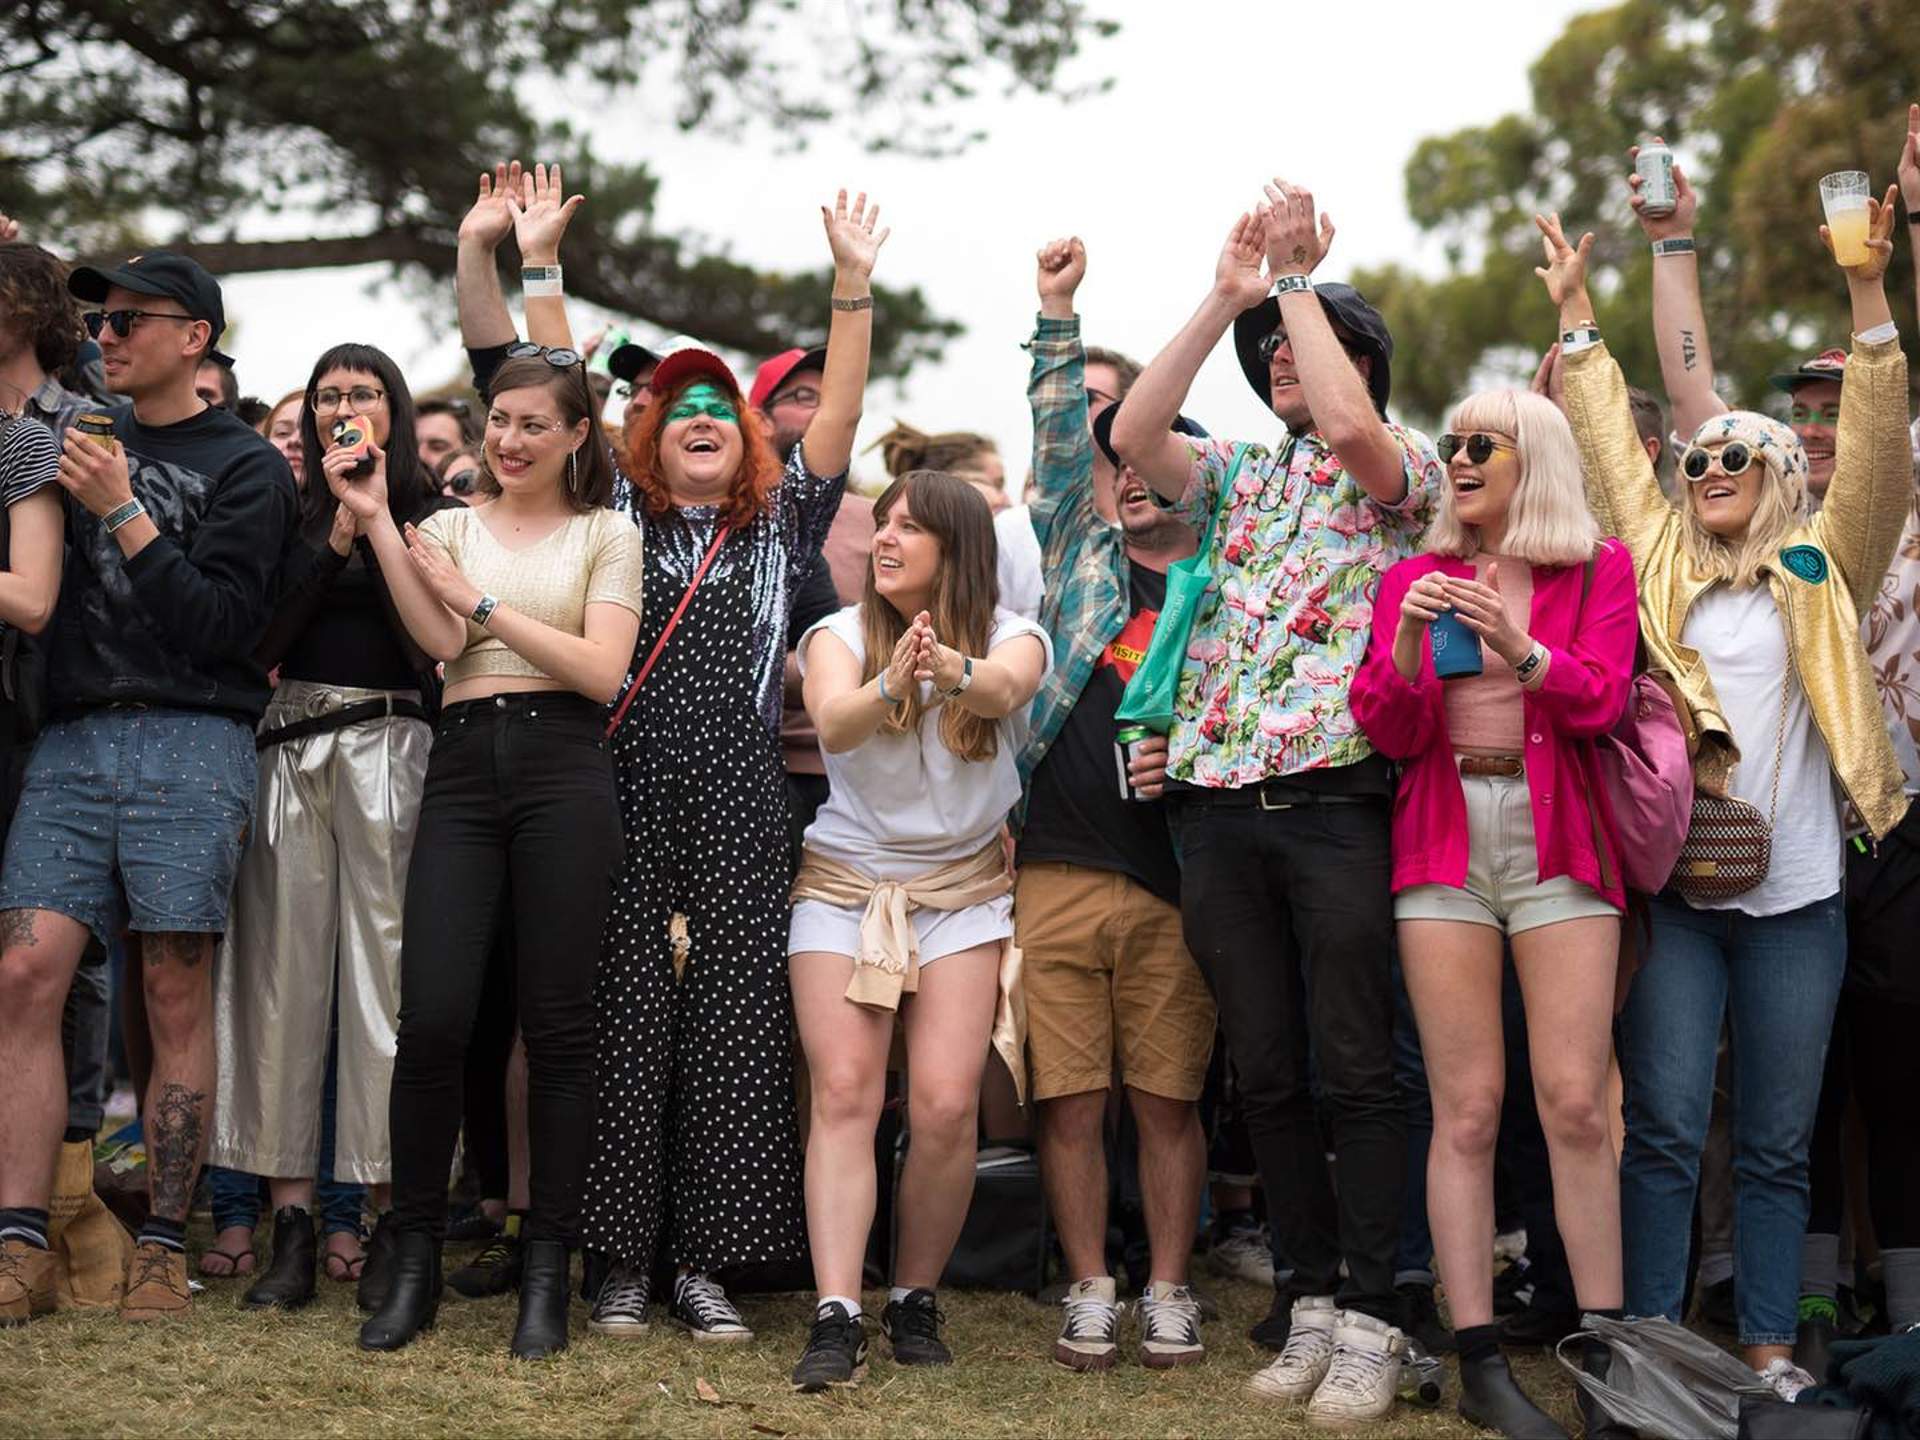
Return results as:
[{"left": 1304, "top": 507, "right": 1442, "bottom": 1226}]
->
[
  {"left": 1355, "top": 0, "right": 1919, "bottom": 428},
  {"left": 0, "top": 1, "right": 1118, "bottom": 376}
]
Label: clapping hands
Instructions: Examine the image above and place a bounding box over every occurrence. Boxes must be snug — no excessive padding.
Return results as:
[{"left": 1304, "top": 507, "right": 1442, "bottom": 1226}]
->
[{"left": 883, "top": 610, "right": 936, "bottom": 700}]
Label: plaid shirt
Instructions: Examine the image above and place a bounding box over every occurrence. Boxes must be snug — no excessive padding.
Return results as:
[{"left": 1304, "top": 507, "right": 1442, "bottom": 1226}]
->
[{"left": 1018, "top": 314, "right": 1128, "bottom": 782}]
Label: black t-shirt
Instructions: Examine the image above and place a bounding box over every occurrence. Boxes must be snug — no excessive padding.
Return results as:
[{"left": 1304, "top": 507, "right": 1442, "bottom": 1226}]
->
[{"left": 1019, "top": 560, "right": 1182, "bottom": 907}]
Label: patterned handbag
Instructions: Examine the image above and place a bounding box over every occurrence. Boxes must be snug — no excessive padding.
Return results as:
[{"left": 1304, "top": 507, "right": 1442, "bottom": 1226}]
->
[{"left": 1670, "top": 662, "right": 1792, "bottom": 903}]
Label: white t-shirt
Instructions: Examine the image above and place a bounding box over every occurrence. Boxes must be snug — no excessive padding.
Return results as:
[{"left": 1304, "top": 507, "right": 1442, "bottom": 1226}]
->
[
  {"left": 1681, "top": 584, "right": 1842, "bottom": 915},
  {"left": 995, "top": 505, "right": 1044, "bottom": 621},
  {"left": 797, "top": 604, "right": 1053, "bottom": 878}
]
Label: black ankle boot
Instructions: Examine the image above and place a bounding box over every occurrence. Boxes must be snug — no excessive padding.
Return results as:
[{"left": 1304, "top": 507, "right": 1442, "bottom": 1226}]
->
[
  {"left": 1576, "top": 1334, "right": 1634, "bottom": 1439},
  {"left": 243, "top": 1206, "right": 317, "bottom": 1310},
  {"left": 357, "top": 1210, "right": 397, "bottom": 1314},
  {"left": 1457, "top": 1348, "right": 1570, "bottom": 1439},
  {"left": 510, "top": 1238, "right": 572, "bottom": 1360},
  {"left": 357, "top": 1231, "right": 441, "bottom": 1352}
]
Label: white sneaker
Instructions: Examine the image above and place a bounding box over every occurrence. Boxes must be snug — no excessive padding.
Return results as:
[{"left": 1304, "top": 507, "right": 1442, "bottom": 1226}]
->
[
  {"left": 1053, "top": 1276, "right": 1119, "bottom": 1371},
  {"left": 1247, "top": 1295, "right": 1338, "bottom": 1400},
  {"left": 1756, "top": 1357, "right": 1817, "bottom": 1403},
  {"left": 1305, "top": 1309, "right": 1407, "bottom": 1431},
  {"left": 1137, "top": 1280, "right": 1205, "bottom": 1369},
  {"left": 1210, "top": 1223, "right": 1277, "bottom": 1287}
]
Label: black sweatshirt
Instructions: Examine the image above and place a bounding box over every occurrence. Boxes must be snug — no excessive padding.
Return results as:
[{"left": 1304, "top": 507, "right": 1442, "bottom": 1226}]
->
[{"left": 50, "top": 403, "right": 297, "bottom": 721}]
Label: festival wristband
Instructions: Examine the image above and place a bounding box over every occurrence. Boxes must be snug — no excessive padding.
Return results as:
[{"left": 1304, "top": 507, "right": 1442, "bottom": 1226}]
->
[
  {"left": 470, "top": 594, "right": 499, "bottom": 629},
  {"left": 877, "top": 669, "right": 897, "bottom": 704},
  {"left": 943, "top": 655, "right": 975, "bottom": 698},
  {"left": 830, "top": 295, "right": 873, "bottom": 312},
  {"left": 1559, "top": 326, "right": 1602, "bottom": 353},
  {"left": 1856, "top": 321, "right": 1899, "bottom": 345},
  {"left": 1270, "top": 274, "right": 1314, "bottom": 298},
  {"left": 103, "top": 498, "right": 146, "bottom": 534},
  {"left": 1651, "top": 237, "right": 1696, "bottom": 257},
  {"left": 1513, "top": 643, "right": 1548, "bottom": 682},
  {"left": 521, "top": 266, "right": 563, "bottom": 298}
]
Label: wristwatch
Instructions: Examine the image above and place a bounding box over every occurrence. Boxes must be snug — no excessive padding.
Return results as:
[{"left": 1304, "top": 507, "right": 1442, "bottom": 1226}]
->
[
  {"left": 943, "top": 655, "right": 974, "bottom": 698},
  {"left": 470, "top": 594, "right": 500, "bottom": 628}
]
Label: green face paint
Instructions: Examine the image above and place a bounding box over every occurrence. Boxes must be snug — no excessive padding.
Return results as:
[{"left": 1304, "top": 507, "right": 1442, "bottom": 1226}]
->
[{"left": 667, "top": 382, "right": 739, "bottom": 425}]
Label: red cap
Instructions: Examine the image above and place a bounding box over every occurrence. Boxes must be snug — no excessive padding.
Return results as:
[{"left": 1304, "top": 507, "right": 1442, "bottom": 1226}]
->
[
  {"left": 648, "top": 348, "right": 744, "bottom": 404},
  {"left": 748, "top": 346, "right": 827, "bottom": 411}
]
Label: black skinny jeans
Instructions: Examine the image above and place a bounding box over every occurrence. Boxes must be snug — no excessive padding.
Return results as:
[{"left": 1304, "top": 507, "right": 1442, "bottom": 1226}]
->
[
  {"left": 1169, "top": 784, "right": 1406, "bottom": 1323},
  {"left": 389, "top": 693, "right": 623, "bottom": 1245}
]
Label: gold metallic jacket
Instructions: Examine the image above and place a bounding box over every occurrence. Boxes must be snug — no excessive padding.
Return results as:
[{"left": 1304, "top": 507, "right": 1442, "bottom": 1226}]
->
[{"left": 1562, "top": 336, "right": 1912, "bottom": 840}]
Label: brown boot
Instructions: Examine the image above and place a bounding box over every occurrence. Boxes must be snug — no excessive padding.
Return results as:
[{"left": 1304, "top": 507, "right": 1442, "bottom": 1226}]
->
[
  {"left": 120, "top": 1241, "right": 191, "bottom": 1321},
  {"left": 0, "top": 1238, "right": 57, "bottom": 1326}
]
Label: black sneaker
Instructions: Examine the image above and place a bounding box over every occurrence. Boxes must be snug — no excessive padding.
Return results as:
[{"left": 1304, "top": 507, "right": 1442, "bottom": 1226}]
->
[
  {"left": 792, "top": 1302, "right": 868, "bottom": 1391},
  {"left": 447, "top": 1234, "right": 523, "bottom": 1299},
  {"left": 880, "top": 1288, "right": 952, "bottom": 1366},
  {"left": 671, "top": 1272, "right": 752, "bottom": 1342},
  {"left": 1396, "top": 1281, "right": 1455, "bottom": 1354},
  {"left": 587, "top": 1262, "right": 651, "bottom": 1338}
]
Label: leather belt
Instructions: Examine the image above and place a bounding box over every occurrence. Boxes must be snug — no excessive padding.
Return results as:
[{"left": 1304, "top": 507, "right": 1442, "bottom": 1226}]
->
[
  {"left": 1457, "top": 754, "right": 1524, "bottom": 778},
  {"left": 256, "top": 695, "right": 429, "bottom": 751}
]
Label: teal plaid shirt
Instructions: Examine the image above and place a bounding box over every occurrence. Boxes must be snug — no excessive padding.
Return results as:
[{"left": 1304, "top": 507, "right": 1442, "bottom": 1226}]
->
[{"left": 1018, "top": 314, "right": 1130, "bottom": 783}]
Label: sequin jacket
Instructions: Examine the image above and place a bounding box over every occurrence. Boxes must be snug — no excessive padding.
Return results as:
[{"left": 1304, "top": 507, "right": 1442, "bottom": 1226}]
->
[{"left": 1561, "top": 336, "right": 1912, "bottom": 840}]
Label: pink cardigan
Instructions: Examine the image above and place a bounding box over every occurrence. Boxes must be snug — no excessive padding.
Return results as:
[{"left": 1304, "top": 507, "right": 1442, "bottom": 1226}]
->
[{"left": 1350, "top": 542, "right": 1639, "bottom": 909}]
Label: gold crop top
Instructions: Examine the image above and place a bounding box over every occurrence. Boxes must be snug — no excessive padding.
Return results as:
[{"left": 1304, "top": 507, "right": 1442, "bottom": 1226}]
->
[{"left": 415, "top": 504, "right": 644, "bottom": 688}]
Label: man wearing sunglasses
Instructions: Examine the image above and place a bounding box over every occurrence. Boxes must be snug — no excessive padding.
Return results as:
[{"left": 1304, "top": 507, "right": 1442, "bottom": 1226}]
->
[
  {"left": 1110, "top": 182, "right": 1440, "bottom": 1428},
  {"left": 0, "top": 250, "right": 295, "bottom": 1326}
]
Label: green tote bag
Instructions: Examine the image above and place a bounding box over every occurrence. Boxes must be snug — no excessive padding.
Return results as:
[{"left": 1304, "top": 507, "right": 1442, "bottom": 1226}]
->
[{"left": 1113, "top": 444, "right": 1250, "bottom": 734}]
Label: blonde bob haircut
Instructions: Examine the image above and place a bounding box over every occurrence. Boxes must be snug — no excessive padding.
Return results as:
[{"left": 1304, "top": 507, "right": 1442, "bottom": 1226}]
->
[{"left": 1425, "top": 388, "right": 1600, "bottom": 568}]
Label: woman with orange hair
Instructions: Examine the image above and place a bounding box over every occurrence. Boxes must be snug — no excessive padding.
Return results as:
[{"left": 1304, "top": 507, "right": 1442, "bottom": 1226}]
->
[{"left": 455, "top": 163, "right": 886, "bottom": 1344}]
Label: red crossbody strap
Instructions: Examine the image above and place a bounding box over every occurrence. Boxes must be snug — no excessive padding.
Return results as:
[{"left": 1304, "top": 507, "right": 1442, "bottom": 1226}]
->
[{"left": 603, "top": 523, "right": 731, "bottom": 739}]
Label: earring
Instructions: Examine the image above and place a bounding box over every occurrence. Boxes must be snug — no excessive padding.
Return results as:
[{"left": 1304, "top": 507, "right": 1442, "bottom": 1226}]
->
[{"left": 568, "top": 448, "right": 579, "bottom": 494}]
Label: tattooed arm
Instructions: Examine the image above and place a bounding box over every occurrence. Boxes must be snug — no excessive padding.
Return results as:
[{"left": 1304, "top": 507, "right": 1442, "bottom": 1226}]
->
[{"left": 1630, "top": 142, "right": 1727, "bottom": 436}]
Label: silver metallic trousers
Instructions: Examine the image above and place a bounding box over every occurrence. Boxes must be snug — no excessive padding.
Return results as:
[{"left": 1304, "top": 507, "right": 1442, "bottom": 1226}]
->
[{"left": 212, "top": 681, "right": 431, "bottom": 1185}]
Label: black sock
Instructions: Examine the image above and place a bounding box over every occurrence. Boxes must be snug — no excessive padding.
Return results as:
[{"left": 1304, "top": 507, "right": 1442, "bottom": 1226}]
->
[
  {"left": 63, "top": 1125, "right": 94, "bottom": 1145},
  {"left": 1457, "top": 1322, "right": 1502, "bottom": 1366},
  {"left": 1214, "top": 1207, "right": 1256, "bottom": 1236},
  {"left": 138, "top": 1216, "right": 187, "bottom": 1253},
  {"left": 0, "top": 1207, "right": 51, "bottom": 1250},
  {"left": 1579, "top": 1308, "right": 1623, "bottom": 1370}
]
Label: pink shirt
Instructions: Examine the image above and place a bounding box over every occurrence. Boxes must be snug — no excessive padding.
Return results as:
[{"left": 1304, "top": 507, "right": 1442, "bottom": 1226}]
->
[
  {"left": 1350, "top": 541, "right": 1640, "bottom": 909},
  {"left": 1442, "top": 556, "right": 1534, "bottom": 753}
]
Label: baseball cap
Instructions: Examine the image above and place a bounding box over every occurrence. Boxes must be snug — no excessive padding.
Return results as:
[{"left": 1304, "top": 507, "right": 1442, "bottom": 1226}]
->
[
  {"left": 749, "top": 346, "right": 828, "bottom": 411},
  {"left": 648, "top": 347, "right": 745, "bottom": 404},
  {"left": 607, "top": 341, "right": 661, "bottom": 385},
  {"left": 1768, "top": 347, "right": 1847, "bottom": 393},
  {"left": 68, "top": 251, "right": 233, "bottom": 367},
  {"left": 1231, "top": 282, "right": 1393, "bottom": 415}
]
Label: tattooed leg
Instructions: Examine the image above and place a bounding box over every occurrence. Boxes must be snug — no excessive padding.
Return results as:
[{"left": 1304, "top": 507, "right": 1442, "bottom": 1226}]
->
[
  {"left": 0, "top": 909, "right": 91, "bottom": 1208},
  {"left": 138, "top": 932, "right": 216, "bottom": 1224}
]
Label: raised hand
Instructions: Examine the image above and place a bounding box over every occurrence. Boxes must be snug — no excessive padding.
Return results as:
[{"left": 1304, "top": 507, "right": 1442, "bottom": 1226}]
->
[
  {"left": 0, "top": 212, "right": 19, "bottom": 244},
  {"left": 822, "top": 189, "right": 889, "bottom": 281},
  {"left": 1533, "top": 212, "right": 1595, "bottom": 308},
  {"left": 1036, "top": 237, "right": 1087, "bottom": 307},
  {"left": 322, "top": 438, "right": 389, "bottom": 521},
  {"left": 459, "top": 162, "right": 523, "bottom": 251},
  {"left": 1212, "top": 211, "right": 1271, "bottom": 311},
  {"left": 1627, "top": 141, "right": 1699, "bottom": 240},
  {"left": 1899, "top": 103, "right": 1920, "bottom": 214},
  {"left": 1262, "top": 178, "right": 1336, "bottom": 277},
  {"left": 1529, "top": 342, "right": 1566, "bottom": 411},
  {"left": 1821, "top": 184, "right": 1901, "bottom": 282},
  {"left": 510, "top": 162, "right": 585, "bottom": 266},
  {"left": 404, "top": 522, "right": 482, "bottom": 617}
]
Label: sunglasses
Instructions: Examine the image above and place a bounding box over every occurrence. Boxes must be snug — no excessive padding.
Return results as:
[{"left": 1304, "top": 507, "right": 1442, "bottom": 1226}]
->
[
  {"left": 504, "top": 341, "right": 584, "bottom": 370},
  {"left": 1680, "top": 441, "right": 1753, "bottom": 482},
  {"left": 443, "top": 470, "right": 478, "bottom": 496},
  {"left": 84, "top": 309, "right": 197, "bottom": 339},
  {"left": 1437, "top": 432, "right": 1517, "bottom": 465},
  {"left": 1255, "top": 329, "right": 1291, "bottom": 363}
]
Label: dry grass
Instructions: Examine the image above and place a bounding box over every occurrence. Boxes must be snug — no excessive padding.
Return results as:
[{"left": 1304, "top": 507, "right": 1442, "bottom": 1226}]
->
[{"left": 0, "top": 1237, "right": 1590, "bottom": 1439}]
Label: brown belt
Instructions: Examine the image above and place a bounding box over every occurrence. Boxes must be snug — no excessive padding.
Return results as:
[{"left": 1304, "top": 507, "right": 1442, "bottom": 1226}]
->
[{"left": 1457, "top": 754, "right": 1524, "bottom": 778}]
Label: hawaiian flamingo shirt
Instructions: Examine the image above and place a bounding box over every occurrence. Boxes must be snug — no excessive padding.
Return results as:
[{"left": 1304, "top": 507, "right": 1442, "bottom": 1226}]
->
[{"left": 1170, "top": 427, "right": 1440, "bottom": 788}]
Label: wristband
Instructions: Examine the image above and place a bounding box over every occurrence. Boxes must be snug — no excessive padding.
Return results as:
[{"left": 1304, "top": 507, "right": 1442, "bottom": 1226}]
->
[
  {"left": 1651, "top": 237, "right": 1696, "bottom": 257},
  {"left": 830, "top": 295, "right": 873, "bottom": 312},
  {"left": 877, "top": 669, "right": 897, "bottom": 704},
  {"left": 1513, "top": 643, "right": 1547, "bottom": 682},
  {"left": 1856, "top": 321, "right": 1899, "bottom": 345},
  {"left": 1270, "top": 274, "right": 1314, "bottom": 298},
  {"left": 521, "top": 265, "right": 563, "bottom": 298},
  {"left": 1560, "top": 325, "right": 1602, "bottom": 353},
  {"left": 103, "top": 498, "right": 146, "bottom": 534},
  {"left": 943, "top": 655, "right": 974, "bottom": 698},
  {"left": 470, "top": 594, "right": 499, "bottom": 629}
]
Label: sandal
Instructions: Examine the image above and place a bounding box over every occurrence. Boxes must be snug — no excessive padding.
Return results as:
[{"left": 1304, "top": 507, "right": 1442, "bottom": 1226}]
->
[
  {"left": 324, "top": 1236, "right": 367, "bottom": 1284},
  {"left": 198, "top": 1243, "right": 257, "bottom": 1279}
]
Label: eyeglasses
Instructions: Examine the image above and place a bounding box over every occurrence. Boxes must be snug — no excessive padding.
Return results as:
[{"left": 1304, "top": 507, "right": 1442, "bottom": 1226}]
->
[
  {"left": 1437, "top": 432, "right": 1517, "bottom": 465},
  {"left": 1788, "top": 402, "right": 1841, "bottom": 427},
  {"left": 767, "top": 385, "right": 820, "bottom": 410},
  {"left": 83, "top": 309, "right": 197, "bottom": 339},
  {"left": 1255, "top": 329, "right": 1291, "bottom": 363},
  {"left": 311, "top": 385, "right": 386, "bottom": 415},
  {"left": 1680, "top": 441, "right": 1753, "bottom": 482}
]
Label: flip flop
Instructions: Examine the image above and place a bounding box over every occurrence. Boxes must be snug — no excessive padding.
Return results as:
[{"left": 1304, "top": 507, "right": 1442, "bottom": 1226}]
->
[
  {"left": 198, "top": 1244, "right": 257, "bottom": 1279},
  {"left": 324, "top": 1246, "right": 366, "bottom": 1284}
]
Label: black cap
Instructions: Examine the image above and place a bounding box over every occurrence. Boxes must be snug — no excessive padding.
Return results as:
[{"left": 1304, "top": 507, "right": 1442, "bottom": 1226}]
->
[
  {"left": 68, "top": 251, "right": 232, "bottom": 367},
  {"left": 1231, "top": 282, "right": 1392, "bottom": 416},
  {"left": 1092, "top": 402, "right": 1208, "bottom": 471},
  {"left": 607, "top": 341, "right": 662, "bottom": 385}
]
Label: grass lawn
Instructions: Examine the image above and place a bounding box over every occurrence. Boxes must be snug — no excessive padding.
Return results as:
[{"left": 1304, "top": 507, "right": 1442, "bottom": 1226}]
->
[{"left": 0, "top": 1236, "right": 1590, "bottom": 1439}]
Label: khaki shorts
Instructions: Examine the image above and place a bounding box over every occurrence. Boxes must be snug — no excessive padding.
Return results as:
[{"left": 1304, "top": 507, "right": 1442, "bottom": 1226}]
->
[
  {"left": 1016, "top": 862, "right": 1215, "bottom": 1103},
  {"left": 1395, "top": 769, "right": 1619, "bottom": 936}
]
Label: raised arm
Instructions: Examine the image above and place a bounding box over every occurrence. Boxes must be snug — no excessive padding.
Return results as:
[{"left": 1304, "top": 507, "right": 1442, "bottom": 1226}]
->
[
  {"left": 1902, "top": 104, "right": 1920, "bottom": 336},
  {"left": 1112, "top": 212, "right": 1272, "bottom": 500},
  {"left": 510, "top": 162, "right": 584, "bottom": 353},
  {"left": 457, "top": 162, "right": 524, "bottom": 351},
  {"left": 1629, "top": 142, "right": 1727, "bottom": 436},
  {"left": 803, "top": 190, "right": 888, "bottom": 479},
  {"left": 1027, "top": 237, "right": 1095, "bottom": 557}
]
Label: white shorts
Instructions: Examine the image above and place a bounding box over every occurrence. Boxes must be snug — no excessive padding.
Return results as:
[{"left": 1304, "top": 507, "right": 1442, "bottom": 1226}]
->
[{"left": 787, "top": 894, "right": 1013, "bottom": 965}]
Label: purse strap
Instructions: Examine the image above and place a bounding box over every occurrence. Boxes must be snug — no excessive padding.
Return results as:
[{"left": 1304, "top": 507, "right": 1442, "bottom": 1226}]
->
[
  {"left": 603, "top": 522, "right": 730, "bottom": 739},
  {"left": 1758, "top": 646, "right": 1793, "bottom": 828}
]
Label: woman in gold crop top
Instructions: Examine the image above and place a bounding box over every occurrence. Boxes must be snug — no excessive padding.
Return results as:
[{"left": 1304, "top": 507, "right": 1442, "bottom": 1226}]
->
[{"left": 343, "top": 348, "right": 643, "bottom": 1361}]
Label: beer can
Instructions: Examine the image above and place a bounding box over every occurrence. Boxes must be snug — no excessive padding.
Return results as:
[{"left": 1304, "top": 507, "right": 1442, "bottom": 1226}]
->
[
  {"left": 1115, "top": 723, "right": 1152, "bottom": 803},
  {"left": 1635, "top": 139, "right": 1677, "bottom": 217},
  {"left": 75, "top": 413, "right": 117, "bottom": 450}
]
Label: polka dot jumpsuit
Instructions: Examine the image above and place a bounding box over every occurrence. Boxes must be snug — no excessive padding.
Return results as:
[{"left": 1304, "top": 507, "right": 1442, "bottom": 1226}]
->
[{"left": 581, "top": 450, "right": 843, "bottom": 1273}]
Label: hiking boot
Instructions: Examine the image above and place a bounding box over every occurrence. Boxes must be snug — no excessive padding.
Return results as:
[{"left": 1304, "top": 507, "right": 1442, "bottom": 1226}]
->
[
  {"left": 1756, "top": 1357, "right": 1817, "bottom": 1403},
  {"left": 1137, "top": 1280, "right": 1205, "bottom": 1369},
  {"left": 671, "top": 1272, "right": 752, "bottom": 1343},
  {"left": 793, "top": 1302, "right": 868, "bottom": 1391},
  {"left": 0, "top": 1239, "right": 56, "bottom": 1326},
  {"left": 586, "top": 1263, "right": 650, "bottom": 1338},
  {"left": 881, "top": 1288, "right": 951, "bottom": 1366},
  {"left": 1053, "top": 1276, "right": 1119, "bottom": 1371},
  {"left": 1397, "top": 1280, "right": 1455, "bottom": 1355},
  {"left": 1209, "top": 1220, "right": 1277, "bottom": 1287},
  {"left": 1305, "top": 1309, "right": 1407, "bottom": 1431},
  {"left": 1457, "top": 1347, "right": 1568, "bottom": 1438},
  {"left": 448, "top": 1234, "right": 523, "bottom": 1299},
  {"left": 243, "top": 1206, "right": 317, "bottom": 1310},
  {"left": 120, "top": 1242, "right": 191, "bottom": 1321},
  {"left": 1248, "top": 1295, "right": 1339, "bottom": 1400}
]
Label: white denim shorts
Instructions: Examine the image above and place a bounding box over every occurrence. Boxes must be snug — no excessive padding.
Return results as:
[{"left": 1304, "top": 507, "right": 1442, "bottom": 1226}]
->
[{"left": 787, "top": 893, "right": 1013, "bottom": 964}]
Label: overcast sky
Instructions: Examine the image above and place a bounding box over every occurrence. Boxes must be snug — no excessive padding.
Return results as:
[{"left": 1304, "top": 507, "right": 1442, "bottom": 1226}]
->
[{"left": 221, "top": 0, "right": 1597, "bottom": 486}]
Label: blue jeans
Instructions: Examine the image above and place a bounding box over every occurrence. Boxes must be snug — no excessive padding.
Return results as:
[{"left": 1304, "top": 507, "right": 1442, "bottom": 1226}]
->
[{"left": 1618, "top": 893, "right": 1845, "bottom": 1347}]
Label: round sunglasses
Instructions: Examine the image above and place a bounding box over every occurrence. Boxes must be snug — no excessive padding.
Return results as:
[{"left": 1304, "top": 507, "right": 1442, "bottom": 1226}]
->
[
  {"left": 1680, "top": 441, "right": 1753, "bottom": 483},
  {"left": 1437, "top": 432, "right": 1516, "bottom": 465}
]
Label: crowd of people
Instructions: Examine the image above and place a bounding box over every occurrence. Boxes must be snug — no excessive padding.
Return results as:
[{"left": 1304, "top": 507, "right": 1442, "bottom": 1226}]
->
[{"left": 0, "top": 104, "right": 1917, "bottom": 1436}]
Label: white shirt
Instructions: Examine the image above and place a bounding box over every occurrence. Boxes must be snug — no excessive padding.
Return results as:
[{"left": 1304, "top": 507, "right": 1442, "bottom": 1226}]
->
[
  {"left": 1682, "top": 584, "right": 1843, "bottom": 915},
  {"left": 995, "top": 505, "right": 1044, "bottom": 621},
  {"left": 797, "top": 604, "right": 1052, "bottom": 878}
]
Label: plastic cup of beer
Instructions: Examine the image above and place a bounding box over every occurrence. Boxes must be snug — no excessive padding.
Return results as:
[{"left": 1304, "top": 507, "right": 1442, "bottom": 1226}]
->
[{"left": 1819, "top": 171, "right": 1872, "bottom": 266}]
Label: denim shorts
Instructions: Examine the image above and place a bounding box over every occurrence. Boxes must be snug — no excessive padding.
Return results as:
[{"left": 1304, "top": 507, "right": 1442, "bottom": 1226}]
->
[{"left": 0, "top": 708, "right": 258, "bottom": 947}]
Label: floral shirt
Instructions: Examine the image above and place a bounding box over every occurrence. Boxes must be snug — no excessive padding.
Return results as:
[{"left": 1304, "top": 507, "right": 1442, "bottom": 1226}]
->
[
  {"left": 1864, "top": 487, "right": 1920, "bottom": 794},
  {"left": 1170, "top": 428, "right": 1440, "bottom": 788}
]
